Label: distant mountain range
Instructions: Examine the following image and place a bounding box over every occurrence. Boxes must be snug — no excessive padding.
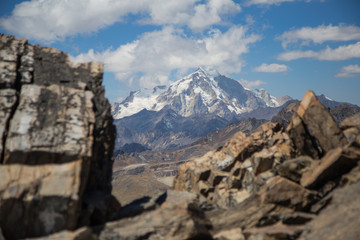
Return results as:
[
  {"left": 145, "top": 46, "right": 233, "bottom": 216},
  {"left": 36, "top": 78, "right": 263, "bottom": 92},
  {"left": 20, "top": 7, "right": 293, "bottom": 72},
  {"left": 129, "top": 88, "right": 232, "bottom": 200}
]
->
[
  {"left": 111, "top": 68, "right": 358, "bottom": 152},
  {"left": 112, "top": 67, "right": 291, "bottom": 120}
]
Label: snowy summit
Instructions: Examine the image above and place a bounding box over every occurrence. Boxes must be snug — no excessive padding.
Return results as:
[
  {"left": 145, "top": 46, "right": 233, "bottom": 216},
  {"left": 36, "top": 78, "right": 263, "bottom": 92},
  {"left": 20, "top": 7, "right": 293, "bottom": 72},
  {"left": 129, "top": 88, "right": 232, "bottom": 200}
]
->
[{"left": 112, "top": 68, "right": 289, "bottom": 120}]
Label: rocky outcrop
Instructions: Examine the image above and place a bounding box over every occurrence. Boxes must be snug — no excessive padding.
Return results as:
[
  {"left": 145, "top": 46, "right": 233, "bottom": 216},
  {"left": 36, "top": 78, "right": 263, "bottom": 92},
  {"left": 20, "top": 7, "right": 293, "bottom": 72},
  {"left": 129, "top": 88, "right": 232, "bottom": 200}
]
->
[
  {"left": 287, "top": 91, "right": 347, "bottom": 159},
  {"left": 173, "top": 121, "right": 295, "bottom": 208},
  {"left": 169, "top": 90, "right": 360, "bottom": 239},
  {"left": 0, "top": 34, "right": 118, "bottom": 239}
]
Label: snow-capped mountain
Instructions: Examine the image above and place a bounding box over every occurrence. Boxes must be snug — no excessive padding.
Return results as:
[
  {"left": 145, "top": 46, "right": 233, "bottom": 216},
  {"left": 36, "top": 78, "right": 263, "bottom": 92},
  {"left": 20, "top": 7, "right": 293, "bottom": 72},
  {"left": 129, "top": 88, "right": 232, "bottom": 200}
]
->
[
  {"left": 111, "top": 85, "right": 167, "bottom": 119},
  {"left": 112, "top": 68, "right": 289, "bottom": 120}
]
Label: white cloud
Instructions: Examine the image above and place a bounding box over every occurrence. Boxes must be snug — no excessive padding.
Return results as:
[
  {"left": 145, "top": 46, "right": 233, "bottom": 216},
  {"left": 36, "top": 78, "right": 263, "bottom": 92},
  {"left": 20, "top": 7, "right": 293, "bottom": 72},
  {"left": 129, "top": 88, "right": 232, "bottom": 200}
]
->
[
  {"left": 335, "top": 64, "right": 360, "bottom": 78},
  {"left": 0, "top": 0, "right": 241, "bottom": 42},
  {"left": 0, "top": 0, "right": 146, "bottom": 42},
  {"left": 238, "top": 79, "right": 267, "bottom": 89},
  {"left": 188, "top": 0, "right": 241, "bottom": 31},
  {"left": 253, "top": 63, "right": 289, "bottom": 72},
  {"left": 245, "top": 0, "right": 295, "bottom": 6},
  {"left": 277, "top": 24, "right": 360, "bottom": 48},
  {"left": 72, "top": 26, "right": 260, "bottom": 89},
  {"left": 278, "top": 41, "right": 360, "bottom": 61}
]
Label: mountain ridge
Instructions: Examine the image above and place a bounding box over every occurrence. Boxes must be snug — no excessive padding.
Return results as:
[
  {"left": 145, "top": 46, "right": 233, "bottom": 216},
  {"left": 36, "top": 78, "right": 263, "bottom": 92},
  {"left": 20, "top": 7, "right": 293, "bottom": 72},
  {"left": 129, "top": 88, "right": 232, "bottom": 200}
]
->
[{"left": 112, "top": 67, "right": 290, "bottom": 120}]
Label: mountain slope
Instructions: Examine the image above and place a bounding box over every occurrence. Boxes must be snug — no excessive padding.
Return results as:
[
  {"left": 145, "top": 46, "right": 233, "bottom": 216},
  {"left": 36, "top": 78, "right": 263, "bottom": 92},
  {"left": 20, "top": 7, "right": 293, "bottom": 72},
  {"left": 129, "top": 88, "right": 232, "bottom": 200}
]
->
[{"left": 113, "top": 108, "right": 229, "bottom": 151}]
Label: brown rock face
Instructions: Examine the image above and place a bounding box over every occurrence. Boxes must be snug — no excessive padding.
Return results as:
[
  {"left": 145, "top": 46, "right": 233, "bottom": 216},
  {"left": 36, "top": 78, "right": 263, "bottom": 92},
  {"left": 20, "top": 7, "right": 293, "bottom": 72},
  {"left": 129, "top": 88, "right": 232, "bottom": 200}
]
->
[
  {"left": 0, "top": 34, "right": 117, "bottom": 239},
  {"left": 287, "top": 90, "right": 347, "bottom": 158}
]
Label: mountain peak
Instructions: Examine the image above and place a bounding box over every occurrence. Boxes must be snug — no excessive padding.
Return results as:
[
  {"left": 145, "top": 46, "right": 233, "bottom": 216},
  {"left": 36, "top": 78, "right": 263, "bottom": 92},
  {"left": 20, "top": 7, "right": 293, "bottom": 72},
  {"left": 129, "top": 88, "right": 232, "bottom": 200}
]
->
[
  {"left": 112, "top": 69, "right": 289, "bottom": 120},
  {"left": 194, "top": 66, "right": 220, "bottom": 78}
]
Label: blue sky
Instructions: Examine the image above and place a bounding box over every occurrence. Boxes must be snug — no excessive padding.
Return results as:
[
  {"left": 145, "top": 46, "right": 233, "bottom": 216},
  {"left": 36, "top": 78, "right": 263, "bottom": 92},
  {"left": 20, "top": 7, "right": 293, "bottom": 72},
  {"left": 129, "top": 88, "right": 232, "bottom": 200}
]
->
[{"left": 1, "top": 0, "right": 359, "bottom": 105}]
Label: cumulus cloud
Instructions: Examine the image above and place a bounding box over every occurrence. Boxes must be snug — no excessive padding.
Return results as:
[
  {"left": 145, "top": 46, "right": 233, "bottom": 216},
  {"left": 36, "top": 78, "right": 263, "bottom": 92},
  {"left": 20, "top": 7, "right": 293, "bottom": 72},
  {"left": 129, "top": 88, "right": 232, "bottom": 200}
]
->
[
  {"left": 238, "top": 79, "right": 267, "bottom": 89},
  {"left": 335, "top": 64, "right": 360, "bottom": 78},
  {"left": 278, "top": 41, "right": 360, "bottom": 61},
  {"left": 253, "top": 63, "right": 289, "bottom": 72},
  {"left": 245, "top": 0, "right": 295, "bottom": 6},
  {"left": 277, "top": 24, "right": 360, "bottom": 48},
  {"left": 0, "top": 0, "right": 241, "bottom": 42},
  {"left": 72, "top": 26, "right": 260, "bottom": 89}
]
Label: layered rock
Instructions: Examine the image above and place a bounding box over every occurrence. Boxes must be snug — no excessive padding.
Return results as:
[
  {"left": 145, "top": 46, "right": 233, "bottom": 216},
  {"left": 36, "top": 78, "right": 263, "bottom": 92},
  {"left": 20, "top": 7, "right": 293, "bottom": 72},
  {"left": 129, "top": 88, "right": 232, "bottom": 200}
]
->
[{"left": 0, "top": 34, "right": 118, "bottom": 239}]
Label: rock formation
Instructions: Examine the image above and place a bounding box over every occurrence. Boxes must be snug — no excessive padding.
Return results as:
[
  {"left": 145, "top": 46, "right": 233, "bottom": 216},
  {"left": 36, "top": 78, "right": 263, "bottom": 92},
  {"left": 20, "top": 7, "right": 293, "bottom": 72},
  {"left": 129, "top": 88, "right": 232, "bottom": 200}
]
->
[
  {"left": 0, "top": 34, "right": 119, "bottom": 239},
  {"left": 1, "top": 34, "right": 359, "bottom": 240},
  {"left": 170, "top": 90, "right": 360, "bottom": 239}
]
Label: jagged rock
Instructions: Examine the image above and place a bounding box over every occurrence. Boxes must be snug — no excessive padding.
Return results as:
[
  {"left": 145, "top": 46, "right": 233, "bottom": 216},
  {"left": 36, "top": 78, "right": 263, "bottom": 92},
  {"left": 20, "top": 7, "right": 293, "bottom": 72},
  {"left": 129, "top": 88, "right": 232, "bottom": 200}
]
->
[
  {"left": 173, "top": 122, "right": 295, "bottom": 207},
  {"left": 169, "top": 89, "right": 360, "bottom": 240},
  {"left": 0, "top": 34, "right": 118, "bottom": 238},
  {"left": 287, "top": 90, "right": 347, "bottom": 158},
  {"left": 299, "top": 180, "right": 360, "bottom": 240},
  {"left": 300, "top": 144, "right": 360, "bottom": 189},
  {"left": 0, "top": 161, "right": 84, "bottom": 239}
]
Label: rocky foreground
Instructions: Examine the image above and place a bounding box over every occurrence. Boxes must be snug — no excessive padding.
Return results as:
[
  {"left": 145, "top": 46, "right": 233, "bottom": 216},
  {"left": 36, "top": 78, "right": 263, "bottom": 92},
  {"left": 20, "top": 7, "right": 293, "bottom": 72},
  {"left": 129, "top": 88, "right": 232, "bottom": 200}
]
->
[{"left": 1, "top": 34, "right": 360, "bottom": 240}]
